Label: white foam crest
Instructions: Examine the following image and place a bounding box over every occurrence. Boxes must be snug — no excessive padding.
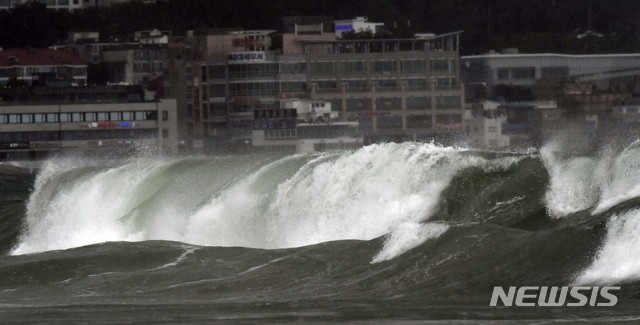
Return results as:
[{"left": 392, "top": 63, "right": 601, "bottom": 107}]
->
[
  {"left": 13, "top": 143, "right": 522, "bottom": 261},
  {"left": 12, "top": 159, "right": 177, "bottom": 255},
  {"left": 575, "top": 209, "right": 640, "bottom": 285},
  {"left": 593, "top": 141, "right": 640, "bottom": 214},
  {"left": 540, "top": 143, "right": 600, "bottom": 218},
  {"left": 371, "top": 222, "right": 449, "bottom": 263}
]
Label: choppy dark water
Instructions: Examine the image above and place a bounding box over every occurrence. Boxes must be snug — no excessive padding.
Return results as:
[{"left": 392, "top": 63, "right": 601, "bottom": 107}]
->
[{"left": 1, "top": 142, "right": 640, "bottom": 323}]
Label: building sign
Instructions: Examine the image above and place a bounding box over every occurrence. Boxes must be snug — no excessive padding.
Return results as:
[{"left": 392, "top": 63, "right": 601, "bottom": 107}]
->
[
  {"left": 87, "top": 122, "right": 137, "bottom": 129},
  {"left": 335, "top": 24, "right": 353, "bottom": 31},
  {"left": 227, "top": 51, "right": 266, "bottom": 63}
]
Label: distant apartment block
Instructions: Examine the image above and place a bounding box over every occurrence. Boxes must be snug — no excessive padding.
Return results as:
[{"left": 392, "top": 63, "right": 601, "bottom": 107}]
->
[
  {"left": 0, "top": 48, "right": 87, "bottom": 86},
  {"left": 0, "top": 85, "right": 177, "bottom": 160},
  {"left": 461, "top": 51, "right": 640, "bottom": 100},
  {"left": 168, "top": 20, "right": 465, "bottom": 152}
]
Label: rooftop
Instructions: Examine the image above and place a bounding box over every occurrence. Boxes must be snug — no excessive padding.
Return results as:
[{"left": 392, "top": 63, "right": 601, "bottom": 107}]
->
[{"left": 0, "top": 48, "right": 85, "bottom": 67}]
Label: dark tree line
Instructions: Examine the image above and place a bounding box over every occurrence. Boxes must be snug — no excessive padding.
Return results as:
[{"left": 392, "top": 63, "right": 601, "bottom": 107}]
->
[{"left": 1, "top": 0, "right": 639, "bottom": 54}]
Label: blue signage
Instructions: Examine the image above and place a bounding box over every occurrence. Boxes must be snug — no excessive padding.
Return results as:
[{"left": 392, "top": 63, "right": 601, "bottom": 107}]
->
[{"left": 336, "top": 24, "right": 353, "bottom": 31}]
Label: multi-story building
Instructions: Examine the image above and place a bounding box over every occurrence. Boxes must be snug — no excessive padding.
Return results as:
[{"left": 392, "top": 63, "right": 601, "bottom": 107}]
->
[
  {"left": 303, "top": 31, "right": 465, "bottom": 144},
  {"left": 0, "top": 48, "right": 87, "bottom": 86},
  {"left": 461, "top": 51, "right": 640, "bottom": 100},
  {"left": 169, "top": 19, "right": 465, "bottom": 152},
  {"left": 0, "top": 85, "right": 177, "bottom": 160}
]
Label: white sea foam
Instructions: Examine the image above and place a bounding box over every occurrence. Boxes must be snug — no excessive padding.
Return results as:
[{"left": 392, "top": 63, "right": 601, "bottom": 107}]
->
[
  {"left": 575, "top": 209, "right": 640, "bottom": 285},
  {"left": 12, "top": 143, "right": 520, "bottom": 261},
  {"left": 541, "top": 140, "right": 640, "bottom": 217}
]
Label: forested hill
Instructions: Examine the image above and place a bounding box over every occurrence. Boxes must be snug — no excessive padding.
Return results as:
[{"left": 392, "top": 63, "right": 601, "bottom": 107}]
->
[{"left": 1, "top": 0, "right": 639, "bottom": 55}]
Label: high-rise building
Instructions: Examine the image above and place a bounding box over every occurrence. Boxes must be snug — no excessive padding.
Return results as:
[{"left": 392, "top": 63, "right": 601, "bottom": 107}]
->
[{"left": 169, "top": 20, "right": 465, "bottom": 152}]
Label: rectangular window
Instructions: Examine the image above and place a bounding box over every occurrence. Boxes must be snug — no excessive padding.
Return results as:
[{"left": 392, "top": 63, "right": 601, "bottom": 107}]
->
[
  {"left": 21, "top": 114, "right": 33, "bottom": 123},
  {"left": 162, "top": 111, "right": 169, "bottom": 121},
  {"left": 84, "top": 112, "right": 95, "bottom": 122},
  {"left": 135, "top": 112, "right": 146, "bottom": 120},
  {"left": 47, "top": 113, "right": 58, "bottom": 122},
  {"left": 511, "top": 67, "right": 535, "bottom": 79},
  {"left": 377, "top": 116, "right": 402, "bottom": 129},
  {"left": 401, "top": 60, "right": 424, "bottom": 73},
  {"left": 430, "top": 59, "right": 450, "bottom": 72},
  {"left": 497, "top": 68, "right": 509, "bottom": 80},
  {"left": 435, "top": 96, "right": 461, "bottom": 109},
  {"left": 59, "top": 113, "right": 71, "bottom": 122},
  {"left": 372, "top": 60, "right": 396, "bottom": 75},
  {"left": 309, "top": 61, "right": 336, "bottom": 76},
  {"left": 34, "top": 114, "right": 46, "bottom": 123},
  {"left": 375, "top": 97, "right": 401, "bottom": 111},
  {"left": 72, "top": 113, "right": 83, "bottom": 122},
  {"left": 0, "top": 115, "right": 6, "bottom": 124},
  {"left": 122, "top": 112, "right": 133, "bottom": 120},
  {"left": 342, "top": 60, "right": 366, "bottom": 75},
  {"left": 346, "top": 98, "right": 371, "bottom": 111},
  {"left": 110, "top": 112, "right": 121, "bottom": 121},
  {"left": 407, "top": 96, "right": 431, "bottom": 110},
  {"left": 97, "top": 112, "right": 107, "bottom": 121},
  {"left": 406, "top": 115, "right": 432, "bottom": 129},
  {"left": 541, "top": 66, "right": 569, "bottom": 78}
]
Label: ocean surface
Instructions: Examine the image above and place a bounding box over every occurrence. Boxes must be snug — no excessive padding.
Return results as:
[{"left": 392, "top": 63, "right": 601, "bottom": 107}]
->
[{"left": 1, "top": 141, "right": 640, "bottom": 323}]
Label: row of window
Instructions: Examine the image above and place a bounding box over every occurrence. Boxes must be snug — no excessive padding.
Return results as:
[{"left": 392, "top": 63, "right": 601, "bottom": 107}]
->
[
  {"left": 0, "top": 111, "right": 157, "bottom": 124},
  {"left": 343, "top": 96, "right": 460, "bottom": 111},
  {"left": 495, "top": 66, "right": 571, "bottom": 80},
  {"left": 203, "top": 59, "right": 457, "bottom": 80},
  {"left": 0, "top": 129, "right": 157, "bottom": 143},
  {"left": 265, "top": 129, "right": 297, "bottom": 140},
  {"left": 310, "top": 59, "right": 457, "bottom": 76}
]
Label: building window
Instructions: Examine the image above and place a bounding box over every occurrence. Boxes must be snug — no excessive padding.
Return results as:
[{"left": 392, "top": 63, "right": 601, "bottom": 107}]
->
[
  {"left": 342, "top": 60, "right": 366, "bottom": 75},
  {"left": 375, "top": 97, "right": 401, "bottom": 111},
  {"left": 34, "top": 114, "right": 46, "bottom": 123},
  {"left": 497, "top": 68, "right": 509, "bottom": 80},
  {"left": 541, "top": 66, "right": 569, "bottom": 78},
  {"left": 430, "top": 58, "right": 452, "bottom": 73},
  {"left": 346, "top": 98, "right": 371, "bottom": 111},
  {"left": 280, "top": 62, "right": 306, "bottom": 74},
  {"left": 377, "top": 116, "right": 402, "bottom": 129},
  {"left": 435, "top": 96, "right": 461, "bottom": 109},
  {"left": 401, "top": 60, "right": 424, "bottom": 74},
  {"left": 511, "top": 67, "right": 535, "bottom": 79},
  {"left": 309, "top": 61, "right": 336, "bottom": 76},
  {"left": 110, "top": 112, "right": 121, "bottom": 121},
  {"left": 47, "top": 113, "right": 58, "bottom": 122},
  {"left": 21, "top": 114, "right": 33, "bottom": 123},
  {"left": 436, "top": 114, "right": 462, "bottom": 126},
  {"left": 407, "top": 96, "right": 431, "bottom": 110},
  {"left": 406, "top": 115, "right": 432, "bottom": 129},
  {"left": 162, "top": 111, "right": 169, "bottom": 121},
  {"left": 372, "top": 60, "right": 395, "bottom": 75}
]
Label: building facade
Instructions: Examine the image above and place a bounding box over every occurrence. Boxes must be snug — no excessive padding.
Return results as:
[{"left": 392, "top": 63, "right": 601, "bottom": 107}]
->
[
  {"left": 0, "top": 86, "right": 177, "bottom": 160},
  {"left": 461, "top": 52, "right": 640, "bottom": 99},
  {"left": 0, "top": 48, "right": 87, "bottom": 86},
  {"left": 168, "top": 21, "right": 465, "bottom": 152}
]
